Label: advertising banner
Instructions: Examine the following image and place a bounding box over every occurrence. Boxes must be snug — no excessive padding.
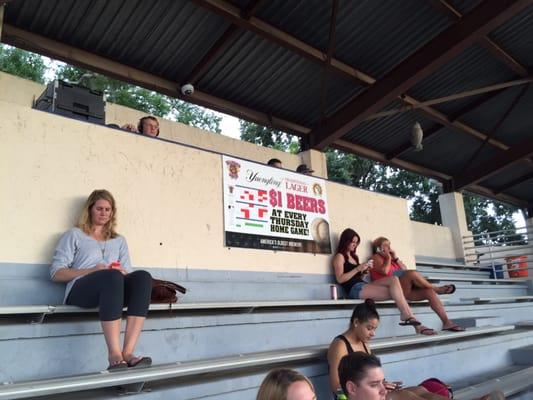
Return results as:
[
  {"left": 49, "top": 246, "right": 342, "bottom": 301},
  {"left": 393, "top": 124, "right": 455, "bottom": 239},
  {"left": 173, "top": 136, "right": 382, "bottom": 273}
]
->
[{"left": 223, "top": 156, "right": 331, "bottom": 254}]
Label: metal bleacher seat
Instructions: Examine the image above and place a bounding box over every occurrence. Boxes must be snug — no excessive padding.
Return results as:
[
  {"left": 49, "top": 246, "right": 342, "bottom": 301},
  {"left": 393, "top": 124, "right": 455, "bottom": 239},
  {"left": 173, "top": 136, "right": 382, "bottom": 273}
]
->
[
  {"left": 454, "top": 366, "right": 533, "bottom": 399},
  {"left": 0, "top": 325, "right": 514, "bottom": 400},
  {"left": 460, "top": 296, "right": 533, "bottom": 304}
]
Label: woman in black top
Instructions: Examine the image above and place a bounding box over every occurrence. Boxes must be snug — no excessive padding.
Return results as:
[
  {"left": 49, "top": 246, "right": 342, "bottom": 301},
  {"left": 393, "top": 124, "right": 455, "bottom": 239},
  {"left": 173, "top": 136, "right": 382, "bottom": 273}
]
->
[
  {"left": 328, "top": 300, "right": 448, "bottom": 400},
  {"left": 332, "top": 229, "right": 427, "bottom": 332}
]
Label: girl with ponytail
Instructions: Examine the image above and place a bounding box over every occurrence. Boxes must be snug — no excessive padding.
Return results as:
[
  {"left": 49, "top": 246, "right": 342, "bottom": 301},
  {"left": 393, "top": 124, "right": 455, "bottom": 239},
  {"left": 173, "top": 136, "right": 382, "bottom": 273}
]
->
[{"left": 328, "top": 300, "right": 452, "bottom": 400}]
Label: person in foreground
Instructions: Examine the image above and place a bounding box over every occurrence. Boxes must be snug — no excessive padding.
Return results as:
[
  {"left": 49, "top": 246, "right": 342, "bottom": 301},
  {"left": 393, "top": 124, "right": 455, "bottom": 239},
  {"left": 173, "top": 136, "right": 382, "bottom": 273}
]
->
[
  {"left": 333, "top": 228, "right": 430, "bottom": 334},
  {"left": 333, "top": 304, "right": 506, "bottom": 400},
  {"left": 256, "top": 368, "right": 316, "bottom": 400},
  {"left": 370, "top": 237, "right": 464, "bottom": 333},
  {"left": 50, "top": 189, "right": 153, "bottom": 371},
  {"left": 329, "top": 300, "right": 448, "bottom": 399}
]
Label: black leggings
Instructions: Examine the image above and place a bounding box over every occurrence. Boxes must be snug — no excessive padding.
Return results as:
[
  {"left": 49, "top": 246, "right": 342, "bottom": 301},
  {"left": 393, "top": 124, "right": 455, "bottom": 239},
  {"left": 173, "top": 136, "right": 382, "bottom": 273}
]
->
[{"left": 67, "top": 269, "right": 152, "bottom": 321}]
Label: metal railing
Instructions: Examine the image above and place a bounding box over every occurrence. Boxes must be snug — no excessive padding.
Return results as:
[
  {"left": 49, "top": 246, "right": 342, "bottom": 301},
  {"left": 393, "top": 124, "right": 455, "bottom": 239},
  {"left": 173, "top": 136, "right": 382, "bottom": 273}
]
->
[{"left": 462, "top": 225, "right": 532, "bottom": 279}]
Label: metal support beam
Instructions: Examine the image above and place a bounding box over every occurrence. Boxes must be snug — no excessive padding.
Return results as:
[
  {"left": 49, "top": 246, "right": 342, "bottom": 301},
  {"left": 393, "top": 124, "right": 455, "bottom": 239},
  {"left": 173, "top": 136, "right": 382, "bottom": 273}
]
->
[
  {"left": 332, "top": 139, "right": 451, "bottom": 182},
  {"left": 428, "top": 0, "right": 529, "bottom": 77},
  {"left": 195, "top": 0, "right": 531, "bottom": 164},
  {"left": 309, "top": 0, "right": 533, "bottom": 150},
  {"left": 467, "top": 184, "right": 530, "bottom": 208},
  {"left": 0, "top": 3, "right": 5, "bottom": 40},
  {"left": 386, "top": 88, "right": 508, "bottom": 159},
  {"left": 460, "top": 84, "right": 529, "bottom": 173},
  {"left": 185, "top": 0, "right": 264, "bottom": 85},
  {"left": 495, "top": 171, "right": 533, "bottom": 194},
  {"left": 192, "top": 0, "right": 375, "bottom": 86},
  {"left": 319, "top": 0, "right": 339, "bottom": 122},
  {"left": 184, "top": 25, "right": 239, "bottom": 85},
  {"left": 366, "top": 78, "right": 532, "bottom": 121},
  {"left": 1, "top": 24, "right": 310, "bottom": 137},
  {"left": 454, "top": 137, "right": 533, "bottom": 190}
]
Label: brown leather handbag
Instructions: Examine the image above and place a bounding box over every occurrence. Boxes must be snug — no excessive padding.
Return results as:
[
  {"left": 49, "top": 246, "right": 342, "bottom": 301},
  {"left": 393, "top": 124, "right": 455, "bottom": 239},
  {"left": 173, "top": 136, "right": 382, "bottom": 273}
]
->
[{"left": 150, "top": 278, "right": 187, "bottom": 303}]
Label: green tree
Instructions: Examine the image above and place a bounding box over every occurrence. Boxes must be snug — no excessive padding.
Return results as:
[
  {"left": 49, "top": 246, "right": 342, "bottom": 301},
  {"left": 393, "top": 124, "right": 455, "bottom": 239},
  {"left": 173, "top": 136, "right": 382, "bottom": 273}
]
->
[
  {"left": 464, "top": 193, "right": 524, "bottom": 245},
  {"left": 239, "top": 121, "right": 300, "bottom": 153},
  {"left": 0, "top": 44, "right": 47, "bottom": 83},
  {"left": 56, "top": 65, "right": 222, "bottom": 132}
]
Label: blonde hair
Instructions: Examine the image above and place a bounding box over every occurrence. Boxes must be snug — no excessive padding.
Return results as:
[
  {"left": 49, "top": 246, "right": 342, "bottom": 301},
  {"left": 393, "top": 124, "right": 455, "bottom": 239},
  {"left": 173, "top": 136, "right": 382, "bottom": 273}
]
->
[
  {"left": 372, "top": 236, "right": 389, "bottom": 254},
  {"left": 78, "top": 189, "right": 118, "bottom": 239},
  {"left": 256, "top": 368, "right": 315, "bottom": 400}
]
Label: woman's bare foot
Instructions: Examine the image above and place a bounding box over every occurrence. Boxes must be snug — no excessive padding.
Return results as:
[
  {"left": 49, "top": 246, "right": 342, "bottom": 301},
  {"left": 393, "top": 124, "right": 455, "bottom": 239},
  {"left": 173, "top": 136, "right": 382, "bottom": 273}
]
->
[{"left": 435, "top": 284, "right": 456, "bottom": 295}]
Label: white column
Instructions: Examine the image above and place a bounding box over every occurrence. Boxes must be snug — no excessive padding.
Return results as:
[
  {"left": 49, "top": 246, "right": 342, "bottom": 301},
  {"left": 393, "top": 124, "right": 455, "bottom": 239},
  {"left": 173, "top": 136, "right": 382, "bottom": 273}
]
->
[
  {"left": 298, "top": 149, "right": 328, "bottom": 179},
  {"left": 439, "top": 192, "right": 470, "bottom": 262},
  {"left": 527, "top": 208, "right": 533, "bottom": 244}
]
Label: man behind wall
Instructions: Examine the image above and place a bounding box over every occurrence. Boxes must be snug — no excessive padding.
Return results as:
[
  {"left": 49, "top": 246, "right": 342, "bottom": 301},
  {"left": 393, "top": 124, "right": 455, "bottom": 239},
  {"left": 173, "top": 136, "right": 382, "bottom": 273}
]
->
[{"left": 122, "top": 116, "right": 160, "bottom": 137}]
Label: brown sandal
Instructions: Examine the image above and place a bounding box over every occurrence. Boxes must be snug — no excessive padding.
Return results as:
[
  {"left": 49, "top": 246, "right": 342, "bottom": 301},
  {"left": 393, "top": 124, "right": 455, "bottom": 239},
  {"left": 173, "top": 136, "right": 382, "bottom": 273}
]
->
[
  {"left": 107, "top": 360, "right": 128, "bottom": 371},
  {"left": 126, "top": 356, "right": 152, "bottom": 369}
]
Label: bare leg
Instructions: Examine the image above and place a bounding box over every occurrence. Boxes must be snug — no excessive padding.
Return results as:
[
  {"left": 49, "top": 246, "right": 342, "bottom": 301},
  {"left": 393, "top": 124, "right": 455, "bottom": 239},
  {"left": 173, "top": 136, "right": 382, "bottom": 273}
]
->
[
  {"left": 122, "top": 316, "right": 146, "bottom": 362},
  {"left": 101, "top": 319, "right": 123, "bottom": 365},
  {"left": 399, "top": 270, "right": 453, "bottom": 295},
  {"left": 360, "top": 276, "right": 416, "bottom": 322},
  {"left": 399, "top": 271, "right": 434, "bottom": 294},
  {"left": 405, "top": 288, "right": 451, "bottom": 325}
]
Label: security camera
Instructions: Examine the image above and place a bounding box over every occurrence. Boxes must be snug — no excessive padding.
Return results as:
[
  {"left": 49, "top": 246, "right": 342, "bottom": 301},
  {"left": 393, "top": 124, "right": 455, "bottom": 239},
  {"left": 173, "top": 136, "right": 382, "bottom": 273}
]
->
[{"left": 181, "top": 83, "right": 194, "bottom": 96}]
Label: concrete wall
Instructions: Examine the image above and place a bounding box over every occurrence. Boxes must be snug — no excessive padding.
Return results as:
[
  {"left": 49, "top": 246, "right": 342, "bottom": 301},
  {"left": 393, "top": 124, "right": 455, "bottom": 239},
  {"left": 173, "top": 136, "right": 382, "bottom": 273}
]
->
[
  {"left": 0, "top": 71, "right": 303, "bottom": 172},
  {"left": 0, "top": 97, "right": 416, "bottom": 275},
  {"left": 411, "top": 221, "right": 458, "bottom": 260}
]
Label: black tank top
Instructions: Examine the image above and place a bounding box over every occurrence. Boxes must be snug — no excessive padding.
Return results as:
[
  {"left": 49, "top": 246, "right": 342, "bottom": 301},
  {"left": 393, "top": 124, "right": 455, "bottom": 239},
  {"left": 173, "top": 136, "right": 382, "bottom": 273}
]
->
[
  {"left": 335, "top": 334, "right": 370, "bottom": 354},
  {"left": 341, "top": 256, "right": 364, "bottom": 294}
]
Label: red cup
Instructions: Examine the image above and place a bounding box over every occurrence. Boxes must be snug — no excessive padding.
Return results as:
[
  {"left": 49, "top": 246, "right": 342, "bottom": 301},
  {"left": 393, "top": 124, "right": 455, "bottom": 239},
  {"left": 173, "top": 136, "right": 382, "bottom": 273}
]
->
[{"left": 109, "top": 261, "right": 121, "bottom": 270}]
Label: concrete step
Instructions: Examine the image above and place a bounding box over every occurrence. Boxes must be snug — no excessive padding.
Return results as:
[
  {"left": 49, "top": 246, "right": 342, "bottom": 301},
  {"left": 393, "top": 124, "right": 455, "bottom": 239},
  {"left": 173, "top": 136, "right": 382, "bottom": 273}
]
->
[
  {"left": 510, "top": 344, "right": 533, "bottom": 365},
  {"left": 450, "top": 284, "right": 529, "bottom": 303},
  {"left": 460, "top": 296, "right": 533, "bottom": 304},
  {"left": 425, "top": 275, "right": 528, "bottom": 285},
  {"left": 416, "top": 265, "right": 491, "bottom": 279},
  {"left": 453, "top": 316, "right": 505, "bottom": 328}
]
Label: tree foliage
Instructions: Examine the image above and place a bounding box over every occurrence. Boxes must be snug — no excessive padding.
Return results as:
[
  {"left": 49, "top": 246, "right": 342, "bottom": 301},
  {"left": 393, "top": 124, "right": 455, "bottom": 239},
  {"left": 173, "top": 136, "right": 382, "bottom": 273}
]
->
[
  {"left": 56, "top": 65, "right": 222, "bottom": 133},
  {"left": 0, "top": 44, "right": 47, "bottom": 83},
  {"left": 239, "top": 121, "right": 300, "bottom": 154}
]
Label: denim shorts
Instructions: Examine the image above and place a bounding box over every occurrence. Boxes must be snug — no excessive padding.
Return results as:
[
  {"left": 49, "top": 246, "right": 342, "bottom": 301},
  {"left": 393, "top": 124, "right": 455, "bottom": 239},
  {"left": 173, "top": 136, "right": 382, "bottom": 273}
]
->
[
  {"left": 393, "top": 270, "right": 406, "bottom": 278},
  {"left": 348, "top": 282, "right": 367, "bottom": 299}
]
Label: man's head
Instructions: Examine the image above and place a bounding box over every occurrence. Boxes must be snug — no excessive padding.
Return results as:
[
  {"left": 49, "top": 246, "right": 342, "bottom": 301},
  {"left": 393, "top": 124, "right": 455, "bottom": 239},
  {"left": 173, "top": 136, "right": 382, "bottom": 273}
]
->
[
  {"left": 138, "top": 116, "right": 160, "bottom": 137},
  {"left": 267, "top": 158, "right": 283, "bottom": 168},
  {"left": 296, "top": 164, "right": 314, "bottom": 175},
  {"left": 338, "top": 352, "right": 386, "bottom": 400}
]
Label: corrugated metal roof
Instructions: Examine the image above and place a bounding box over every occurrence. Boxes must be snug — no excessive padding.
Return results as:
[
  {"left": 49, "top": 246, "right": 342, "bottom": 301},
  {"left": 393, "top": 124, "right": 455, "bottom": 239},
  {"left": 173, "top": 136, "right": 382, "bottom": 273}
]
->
[
  {"left": 401, "top": 126, "right": 501, "bottom": 176},
  {"left": 3, "top": 0, "right": 532, "bottom": 207},
  {"left": 460, "top": 85, "right": 533, "bottom": 146},
  {"left": 505, "top": 179, "right": 533, "bottom": 202},
  {"left": 408, "top": 44, "right": 515, "bottom": 108},
  {"left": 198, "top": 30, "right": 364, "bottom": 126},
  {"left": 480, "top": 162, "right": 533, "bottom": 189},
  {"left": 334, "top": 0, "right": 451, "bottom": 80},
  {"left": 490, "top": 5, "right": 533, "bottom": 68},
  {"left": 343, "top": 108, "right": 436, "bottom": 154},
  {"left": 449, "top": 0, "right": 484, "bottom": 15}
]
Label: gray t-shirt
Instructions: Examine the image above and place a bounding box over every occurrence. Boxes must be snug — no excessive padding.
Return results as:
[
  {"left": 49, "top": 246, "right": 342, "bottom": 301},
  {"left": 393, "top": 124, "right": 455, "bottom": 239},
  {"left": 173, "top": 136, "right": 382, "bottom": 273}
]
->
[{"left": 50, "top": 227, "right": 133, "bottom": 303}]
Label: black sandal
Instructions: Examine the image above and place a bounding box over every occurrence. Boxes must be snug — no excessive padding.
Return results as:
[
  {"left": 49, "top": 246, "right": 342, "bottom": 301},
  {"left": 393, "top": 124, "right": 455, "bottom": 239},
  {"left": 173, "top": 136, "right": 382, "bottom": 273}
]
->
[{"left": 399, "top": 317, "right": 422, "bottom": 326}]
